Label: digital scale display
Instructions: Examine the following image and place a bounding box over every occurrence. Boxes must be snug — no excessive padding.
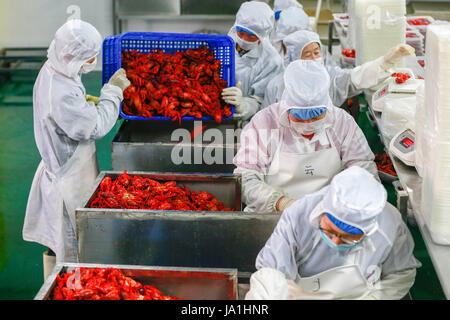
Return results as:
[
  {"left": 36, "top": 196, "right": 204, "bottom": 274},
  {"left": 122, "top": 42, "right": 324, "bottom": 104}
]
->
[
  {"left": 400, "top": 137, "right": 414, "bottom": 148},
  {"left": 390, "top": 129, "right": 416, "bottom": 167}
]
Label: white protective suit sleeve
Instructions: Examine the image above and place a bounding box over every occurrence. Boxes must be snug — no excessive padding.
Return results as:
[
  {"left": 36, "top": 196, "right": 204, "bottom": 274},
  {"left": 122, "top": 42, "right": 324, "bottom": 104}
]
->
[
  {"left": 239, "top": 95, "right": 263, "bottom": 121},
  {"left": 283, "top": 30, "right": 391, "bottom": 107},
  {"left": 364, "top": 269, "right": 416, "bottom": 300},
  {"left": 234, "top": 167, "right": 285, "bottom": 212},
  {"left": 244, "top": 43, "right": 284, "bottom": 103},
  {"left": 334, "top": 109, "right": 380, "bottom": 182},
  {"left": 245, "top": 268, "right": 289, "bottom": 300},
  {"left": 328, "top": 56, "right": 391, "bottom": 107},
  {"left": 261, "top": 73, "right": 283, "bottom": 109},
  {"left": 366, "top": 218, "right": 420, "bottom": 300},
  {"left": 254, "top": 195, "right": 319, "bottom": 281},
  {"left": 52, "top": 82, "right": 122, "bottom": 142}
]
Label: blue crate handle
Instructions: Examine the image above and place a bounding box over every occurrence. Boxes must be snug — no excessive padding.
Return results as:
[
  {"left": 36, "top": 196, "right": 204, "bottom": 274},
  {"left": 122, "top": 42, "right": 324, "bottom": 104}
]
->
[{"left": 102, "top": 32, "right": 236, "bottom": 121}]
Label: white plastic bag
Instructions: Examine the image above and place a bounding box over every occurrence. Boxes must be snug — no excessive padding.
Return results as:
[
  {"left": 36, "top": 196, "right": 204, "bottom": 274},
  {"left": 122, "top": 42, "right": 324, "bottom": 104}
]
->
[{"left": 380, "top": 96, "right": 417, "bottom": 141}]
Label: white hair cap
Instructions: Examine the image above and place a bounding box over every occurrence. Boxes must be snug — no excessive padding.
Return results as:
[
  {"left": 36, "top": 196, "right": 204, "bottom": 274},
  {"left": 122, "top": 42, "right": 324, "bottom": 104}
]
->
[{"left": 47, "top": 19, "right": 102, "bottom": 80}]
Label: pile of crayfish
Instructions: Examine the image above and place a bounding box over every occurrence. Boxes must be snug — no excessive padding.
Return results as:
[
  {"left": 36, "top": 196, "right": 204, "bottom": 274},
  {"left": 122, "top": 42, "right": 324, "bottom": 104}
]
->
[
  {"left": 391, "top": 72, "right": 411, "bottom": 84},
  {"left": 375, "top": 153, "right": 397, "bottom": 177},
  {"left": 90, "top": 171, "right": 233, "bottom": 211},
  {"left": 342, "top": 48, "right": 355, "bottom": 58},
  {"left": 51, "top": 267, "right": 179, "bottom": 300},
  {"left": 121, "top": 45, "right": 232, "bottom": 124}
]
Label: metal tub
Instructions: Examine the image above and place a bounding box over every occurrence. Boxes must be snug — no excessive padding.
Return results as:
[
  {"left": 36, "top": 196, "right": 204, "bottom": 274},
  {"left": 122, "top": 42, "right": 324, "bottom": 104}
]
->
[
  {"left": 111, "top": 119, "right": 241, "bottom": 174},
  {"left": 82, "top": 171, "right": 242, "bottom": 210},
  {"left": 34, "top": 263, "right": 237, "bottom": 300},
  {"left": 76, "top": 171, "right": 280, "bottom": 278}
]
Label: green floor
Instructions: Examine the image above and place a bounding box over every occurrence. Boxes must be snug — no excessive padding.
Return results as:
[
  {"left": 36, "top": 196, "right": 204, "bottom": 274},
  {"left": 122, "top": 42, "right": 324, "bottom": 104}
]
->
[{"left": 0, "top": 71, "right": 446, "bottom": 300}]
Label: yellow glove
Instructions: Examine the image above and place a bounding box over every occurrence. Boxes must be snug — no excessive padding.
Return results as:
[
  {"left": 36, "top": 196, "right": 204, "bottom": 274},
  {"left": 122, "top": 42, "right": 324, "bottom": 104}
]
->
[{"left": 86, "top": 94, "right": 99, "bottom": 105}]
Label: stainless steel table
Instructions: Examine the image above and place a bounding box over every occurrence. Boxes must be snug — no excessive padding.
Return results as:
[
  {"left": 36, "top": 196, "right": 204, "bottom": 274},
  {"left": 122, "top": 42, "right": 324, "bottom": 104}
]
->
[
  {"left": 111, "top": 119, "right": 241, "bottom": 174},
  {"left": 365, "top": 91, "right": 450, "bottom": 299}
]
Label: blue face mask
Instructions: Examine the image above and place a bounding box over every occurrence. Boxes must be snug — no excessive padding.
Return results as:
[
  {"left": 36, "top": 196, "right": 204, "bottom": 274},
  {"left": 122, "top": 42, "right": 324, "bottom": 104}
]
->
[{"left": 319, "top": 229, "right": 360, "bottom": 251}]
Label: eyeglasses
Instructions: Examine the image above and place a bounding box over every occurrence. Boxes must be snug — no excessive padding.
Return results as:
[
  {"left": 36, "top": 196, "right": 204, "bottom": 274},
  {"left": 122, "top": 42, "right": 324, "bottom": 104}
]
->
[{"left": 319, "top": 222, "right": 364, "bottom": 246}]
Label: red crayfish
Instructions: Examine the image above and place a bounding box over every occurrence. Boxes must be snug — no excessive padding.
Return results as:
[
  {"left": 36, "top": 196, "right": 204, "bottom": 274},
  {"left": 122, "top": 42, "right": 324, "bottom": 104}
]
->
[
  {"left": 342, "top": 49, "right": 356, "bottom": 58},
  {"left": 121, "top": 46, "right": 232, "bottom": 124},
  {"left": 391, "top": 72, "right": 411, "bottom": 84},
  {"left": 375, "top": 153, "right": 397, "bottom": 177},
  {"left": 51, "top": 267, "right": 179, "bottom": 300},
  {"left": 407, "top": 18, "right": 431, "bottom": 26},
  {"left": 406, "top": 32, "right": 419, "bottom": 38},
  {"left": 90, "top": 171, "right": 233, "bottom": 211}
]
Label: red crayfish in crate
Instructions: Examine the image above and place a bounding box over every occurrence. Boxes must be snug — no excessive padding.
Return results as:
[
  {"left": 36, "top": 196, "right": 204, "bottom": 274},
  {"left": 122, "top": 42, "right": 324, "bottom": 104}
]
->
[
  {"left": 375, "top": 153, "right": 397, "bottom": 177},
  {"left": 121, "top": 46, "right": 232, "bottom": 124},
  {"left": 90, "top": 171, "right": 233, "bottom": 212},
  {"left": 52, "top": 267, "right": 179, "bottom": 300}
]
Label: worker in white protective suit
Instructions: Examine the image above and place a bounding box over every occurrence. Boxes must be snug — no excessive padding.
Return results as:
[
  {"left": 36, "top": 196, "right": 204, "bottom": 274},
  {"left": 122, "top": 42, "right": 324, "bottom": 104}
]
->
[
  {"left": 261, "top": 30, "right": 416, "bottom": 109},
  {"left": 221, "top": 1, "right": 284, "bottom": 122},
  {"left": 23, "top": 19, "right": 131, "bottom": 279},
  {"left": 273, "top": 0, "right": 304, "bottom": 19},
  {"left": 270, "top": 6, "right": 310, "bottom": 66},
  {"left": 245, "top": 166, "right": 421, "bottom": 300},
  {"left": 233, "top": 59, "right": 380, "bottom": 213}
]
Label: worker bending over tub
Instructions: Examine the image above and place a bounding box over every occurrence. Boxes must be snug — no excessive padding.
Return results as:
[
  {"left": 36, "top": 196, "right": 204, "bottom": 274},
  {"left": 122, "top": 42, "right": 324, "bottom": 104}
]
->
[{"left": 246, "top": 166, "right": 421, "bottom": 300}]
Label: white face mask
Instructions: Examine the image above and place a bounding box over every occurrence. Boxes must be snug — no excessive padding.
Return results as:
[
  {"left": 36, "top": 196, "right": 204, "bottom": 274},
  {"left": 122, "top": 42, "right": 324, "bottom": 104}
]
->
[
  {"left": 290, "top": 117, "right": 326, "bottom": 135},
  {"left": 80, "top": 56, "right": 97, "bottom": 74},
  {"left": 236, "top": 36, "right": 259, "bottom": 52},
  {"left": 314, "top": 57, "right": 324, "bottom": 66}
]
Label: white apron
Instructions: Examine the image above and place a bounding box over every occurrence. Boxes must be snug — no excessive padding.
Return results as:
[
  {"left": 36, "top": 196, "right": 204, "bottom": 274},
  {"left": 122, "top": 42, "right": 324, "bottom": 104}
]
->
[
  {"left": 291, "top": 233, "right": 373, "bottom": 300},
  {"left": 265, "top": 129, "right": 342, "bottom": 200},
  {"left": 23, "top": 140, "right": 99, "bottom": 262}
]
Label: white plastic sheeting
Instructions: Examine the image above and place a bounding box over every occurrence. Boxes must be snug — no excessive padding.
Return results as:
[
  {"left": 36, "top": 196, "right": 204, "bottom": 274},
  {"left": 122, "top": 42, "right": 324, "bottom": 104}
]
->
[{"left": 420, "top": 24, "right": 450, "bottom": 245}]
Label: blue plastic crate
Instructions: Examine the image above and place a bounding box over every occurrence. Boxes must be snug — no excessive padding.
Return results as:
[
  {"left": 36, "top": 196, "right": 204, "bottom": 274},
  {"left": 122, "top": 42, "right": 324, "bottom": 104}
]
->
[{"left": 102, "top": 32, "right": 236, "bottom": 121}]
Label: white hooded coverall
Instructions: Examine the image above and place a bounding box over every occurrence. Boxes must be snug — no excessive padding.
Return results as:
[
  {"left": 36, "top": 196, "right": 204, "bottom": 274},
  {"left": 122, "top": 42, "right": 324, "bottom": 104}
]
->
[{"left": 23, "top": 20, "right": 124, "bottom": 262}]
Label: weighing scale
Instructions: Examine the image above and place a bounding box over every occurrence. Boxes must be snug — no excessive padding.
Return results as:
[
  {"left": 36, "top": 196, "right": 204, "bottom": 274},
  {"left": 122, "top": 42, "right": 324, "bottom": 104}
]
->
[
  {"left": 372, "top": 70, "right": 423, "bottom": 112},
  {"left": 389, "top": 128, "right": 416, "bottom": 166}
]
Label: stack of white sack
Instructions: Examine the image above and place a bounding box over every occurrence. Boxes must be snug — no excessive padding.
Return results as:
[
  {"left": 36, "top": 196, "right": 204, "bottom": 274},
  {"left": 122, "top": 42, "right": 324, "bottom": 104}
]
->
[{"left": 353, "top": 0, "right": 406, "bottom": 69}]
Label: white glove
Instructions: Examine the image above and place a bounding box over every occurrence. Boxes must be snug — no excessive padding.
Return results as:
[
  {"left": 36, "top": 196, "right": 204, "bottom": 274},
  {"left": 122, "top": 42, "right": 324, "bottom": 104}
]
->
[
  {"left": 381, "top": 44, "right": 416, "bottom": 71},
  {"left": 108, "top": 68, "right": 131, "bottom": 91},
  {"left": 245, "top": 268, "right": 289, "bottom": 300},
  {"left": 222, "top": 82, "right": 248, "bottom": 114},
  {"left": 276, "top": 196, "right": 295, "bottom": 212}
]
